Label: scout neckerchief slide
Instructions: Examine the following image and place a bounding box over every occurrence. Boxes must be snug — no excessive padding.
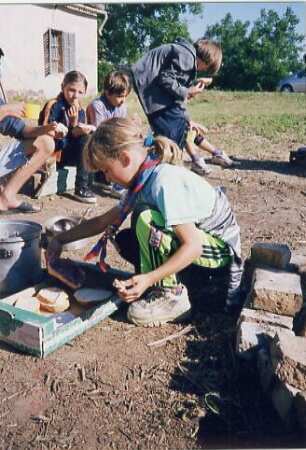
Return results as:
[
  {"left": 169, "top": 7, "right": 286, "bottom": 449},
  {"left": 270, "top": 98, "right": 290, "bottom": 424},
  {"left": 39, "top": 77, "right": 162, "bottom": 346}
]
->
[{"left": 85, "top": 136, "right": 158, "bottom": 272}]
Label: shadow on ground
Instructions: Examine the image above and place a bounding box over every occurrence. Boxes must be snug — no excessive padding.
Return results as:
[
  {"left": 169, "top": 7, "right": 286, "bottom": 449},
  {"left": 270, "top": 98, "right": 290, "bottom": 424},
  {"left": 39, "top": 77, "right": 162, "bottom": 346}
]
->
[{"left": 230, "top": 157, "right": 306, "bottom": 178}]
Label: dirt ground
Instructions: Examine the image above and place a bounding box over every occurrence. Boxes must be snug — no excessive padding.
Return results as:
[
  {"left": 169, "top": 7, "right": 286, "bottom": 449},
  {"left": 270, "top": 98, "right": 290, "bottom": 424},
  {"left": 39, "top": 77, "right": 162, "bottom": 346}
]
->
[{"left": 0, "top": 129, "right": 306, "bottom": 449}]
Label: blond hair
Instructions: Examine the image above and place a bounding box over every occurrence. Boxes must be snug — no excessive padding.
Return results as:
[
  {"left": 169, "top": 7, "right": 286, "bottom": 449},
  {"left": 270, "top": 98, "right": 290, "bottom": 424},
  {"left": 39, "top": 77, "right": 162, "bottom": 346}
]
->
[
  {"left": 84, "top": 117, "right": 183, "bottom": 172},
  {"left": 194, "top": 39, "right": 222, "bottom": 75}
]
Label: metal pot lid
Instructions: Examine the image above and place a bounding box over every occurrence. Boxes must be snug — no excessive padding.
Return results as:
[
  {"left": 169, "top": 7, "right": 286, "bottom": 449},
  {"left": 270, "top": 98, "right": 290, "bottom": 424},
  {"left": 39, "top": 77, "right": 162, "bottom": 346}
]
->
[{"left": 0, "top": 219, "right": 42, "bottom": 243}]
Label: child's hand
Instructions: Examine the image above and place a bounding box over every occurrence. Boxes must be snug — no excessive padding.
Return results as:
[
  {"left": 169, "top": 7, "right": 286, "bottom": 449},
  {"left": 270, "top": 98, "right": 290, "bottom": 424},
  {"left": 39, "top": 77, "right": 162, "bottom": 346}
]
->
[
  {"left": 41, "top": 121, "right": 58, "bottom": 137},
  {"left": 68, "top": 104, "right": 79, "bottom": 127},
  {"left": 113, "top": 274, "right": 153, "bottom": 303},
  {"left": 197, "top": 77, "right": 213, "bottom": 87},
  {"left": 190, "top": 121, "right": 208, "bottom": 135},
  {"left": 187, "top": 81, "right": 205, "bottom": 99},
  {"left": 0, "top": 102, "right": 25, "bottom": 121}
]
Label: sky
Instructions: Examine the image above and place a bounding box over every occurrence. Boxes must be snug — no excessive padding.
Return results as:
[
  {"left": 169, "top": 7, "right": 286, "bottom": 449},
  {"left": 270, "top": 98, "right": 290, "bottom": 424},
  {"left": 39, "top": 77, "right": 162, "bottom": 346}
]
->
[{"left": 185, "top": 2, "right": 306, "bottom": 51}]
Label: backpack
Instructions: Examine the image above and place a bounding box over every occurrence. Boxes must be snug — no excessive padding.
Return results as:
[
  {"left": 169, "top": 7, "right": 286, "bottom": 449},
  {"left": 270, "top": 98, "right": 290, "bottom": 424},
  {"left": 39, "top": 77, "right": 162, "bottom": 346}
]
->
[{"left": 289, "top": 147, "right": 306, "bottom": 168}]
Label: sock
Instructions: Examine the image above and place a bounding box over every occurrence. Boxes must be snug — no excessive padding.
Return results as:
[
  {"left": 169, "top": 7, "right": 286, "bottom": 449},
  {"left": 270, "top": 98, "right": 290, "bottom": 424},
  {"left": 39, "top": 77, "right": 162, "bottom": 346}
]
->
[{"left": 212, "top": 148, "right": 222, "bottom": 156}]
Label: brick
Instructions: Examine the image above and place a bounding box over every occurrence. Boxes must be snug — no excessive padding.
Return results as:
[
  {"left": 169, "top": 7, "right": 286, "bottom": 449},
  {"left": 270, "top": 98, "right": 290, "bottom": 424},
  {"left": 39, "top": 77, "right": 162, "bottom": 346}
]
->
[
  {"left": 294, "top": 391, "right": 306, "bottom": 432},
  {"left": 236, "top": 320, "right": 294, "bottom": 358},
  {"left": 271, "top": 379, "right": 299, "bottom": 427},
  {"left": 240, "top": 307, "right": 293, "bottom": 330},
  {"left": 270, "top": 333, "right": 306, "bottom": 391},
  {"left": 247, "top": 268, "right": 303, "bottom": 316},
  {"left": 251, "top": 243, "right": 291, "bottom": 269}
]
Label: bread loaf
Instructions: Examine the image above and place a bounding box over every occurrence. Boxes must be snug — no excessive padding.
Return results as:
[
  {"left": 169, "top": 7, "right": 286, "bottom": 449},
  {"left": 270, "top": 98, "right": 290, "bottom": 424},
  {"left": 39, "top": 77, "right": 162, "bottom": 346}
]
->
[
  {"left": 37, "top": 287, "right": 70, "bottom": 313},
  {"left": 74, "top": 288, "right": 113, "bottom": 305}
]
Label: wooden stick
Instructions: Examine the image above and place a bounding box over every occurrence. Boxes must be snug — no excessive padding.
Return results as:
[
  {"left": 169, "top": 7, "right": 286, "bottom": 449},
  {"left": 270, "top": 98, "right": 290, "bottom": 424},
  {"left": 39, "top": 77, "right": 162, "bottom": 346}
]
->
[{"left": 147, "top": 324, "right": 193, "bottom": 347}]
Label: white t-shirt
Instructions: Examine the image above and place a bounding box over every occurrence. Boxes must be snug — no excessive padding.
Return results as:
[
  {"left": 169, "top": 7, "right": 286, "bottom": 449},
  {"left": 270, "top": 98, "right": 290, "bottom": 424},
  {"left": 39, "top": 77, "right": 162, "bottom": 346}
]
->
[{"left": 136, "top": 164, "right": 216, "bottom": 228}]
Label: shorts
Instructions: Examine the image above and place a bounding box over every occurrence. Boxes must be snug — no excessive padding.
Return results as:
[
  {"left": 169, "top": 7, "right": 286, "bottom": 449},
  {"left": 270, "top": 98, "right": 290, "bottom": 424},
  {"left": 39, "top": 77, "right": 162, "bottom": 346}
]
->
[
  {"left": 0, "top": 138, "right": 28, "bottom": 178},
  {"left": 148, "top": 105, "right": 189, "bottom": 150}
]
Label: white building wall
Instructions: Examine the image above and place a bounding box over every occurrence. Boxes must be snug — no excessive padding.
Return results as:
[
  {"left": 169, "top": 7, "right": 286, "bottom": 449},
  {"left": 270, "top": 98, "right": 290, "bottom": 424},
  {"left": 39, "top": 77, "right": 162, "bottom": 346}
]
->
[{"left": 0, "top": 4, "right": 98, "bottom": 98}]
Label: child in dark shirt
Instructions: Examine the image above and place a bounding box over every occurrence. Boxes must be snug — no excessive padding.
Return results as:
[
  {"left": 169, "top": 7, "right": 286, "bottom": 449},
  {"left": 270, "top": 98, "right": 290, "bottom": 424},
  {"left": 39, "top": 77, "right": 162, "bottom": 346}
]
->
[{"left": 39, "top": 70, "right": 96, "bottom": 204}]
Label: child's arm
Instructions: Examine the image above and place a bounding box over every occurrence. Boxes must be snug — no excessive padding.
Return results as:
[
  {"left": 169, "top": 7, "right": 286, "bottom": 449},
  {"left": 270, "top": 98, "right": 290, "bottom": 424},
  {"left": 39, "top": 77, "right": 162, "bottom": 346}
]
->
[
  {"left": 46, "top": 206, "right": 120, "bottom": 261},
  {"left": 115, "top": 223, "right": 203, "bottom": 302},
  {"left": 22, "top": 122, "right": 59, "bottom": 139}
]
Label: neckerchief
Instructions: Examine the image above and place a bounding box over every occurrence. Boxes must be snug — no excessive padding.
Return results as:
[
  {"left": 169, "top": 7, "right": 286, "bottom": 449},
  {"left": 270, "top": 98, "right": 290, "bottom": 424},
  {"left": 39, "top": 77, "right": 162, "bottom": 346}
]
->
[{"left": 84, "top": 151, "right": 159, "bottom": 271}]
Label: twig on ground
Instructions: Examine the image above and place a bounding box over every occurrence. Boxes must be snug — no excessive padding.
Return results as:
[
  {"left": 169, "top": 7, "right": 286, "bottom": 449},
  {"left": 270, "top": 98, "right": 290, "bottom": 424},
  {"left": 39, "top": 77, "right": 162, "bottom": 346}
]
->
[{"left": 147, "top": 325, "right": 193, "bottom": 347}]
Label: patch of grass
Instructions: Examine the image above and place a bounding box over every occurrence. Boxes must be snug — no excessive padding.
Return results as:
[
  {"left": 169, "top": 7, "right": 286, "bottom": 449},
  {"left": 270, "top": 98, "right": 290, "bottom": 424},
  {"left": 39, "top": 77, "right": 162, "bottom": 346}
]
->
[{"left": 188, "top": 91, "right": 306, "bottom": 144}]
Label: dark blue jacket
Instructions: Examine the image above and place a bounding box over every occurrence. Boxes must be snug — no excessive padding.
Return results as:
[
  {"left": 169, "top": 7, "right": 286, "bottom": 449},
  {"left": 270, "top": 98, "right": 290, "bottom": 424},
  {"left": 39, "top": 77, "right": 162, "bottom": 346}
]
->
[
  {"left": 0, "top": 98, "right": 25, "bottom": 139},
  {"left": 131, "top": 38, "right": 197, "bottom": 116}
]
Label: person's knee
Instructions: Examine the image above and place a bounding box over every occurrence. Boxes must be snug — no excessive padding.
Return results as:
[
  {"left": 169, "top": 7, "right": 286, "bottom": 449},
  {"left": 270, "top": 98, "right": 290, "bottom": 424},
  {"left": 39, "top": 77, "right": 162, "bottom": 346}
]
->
[{"left": 33, "top": 135, "right": 55, "bottom": 156}]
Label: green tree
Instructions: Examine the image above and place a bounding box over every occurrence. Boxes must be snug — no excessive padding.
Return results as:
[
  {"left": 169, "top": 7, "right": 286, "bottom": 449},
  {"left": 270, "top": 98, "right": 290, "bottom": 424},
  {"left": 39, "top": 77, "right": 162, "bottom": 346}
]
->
[
  {"left": 98, "top": 3, "right": 203, "bottom": 89},
  {"left": 206, "top": 7, "right": 304, "bottom": 90}
]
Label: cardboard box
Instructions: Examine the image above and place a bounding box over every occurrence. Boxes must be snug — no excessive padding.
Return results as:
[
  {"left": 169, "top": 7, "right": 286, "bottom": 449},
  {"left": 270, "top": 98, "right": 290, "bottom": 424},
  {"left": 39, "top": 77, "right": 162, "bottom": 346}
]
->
[{"left": 0, "top": 265, "right": 128, "bottom": 357}]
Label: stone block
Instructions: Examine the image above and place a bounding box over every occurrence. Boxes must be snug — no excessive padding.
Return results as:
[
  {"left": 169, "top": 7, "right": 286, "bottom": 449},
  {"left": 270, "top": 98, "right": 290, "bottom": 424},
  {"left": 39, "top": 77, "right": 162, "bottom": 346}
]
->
[
  {"left": 251, "top": 243, "right": 291, "bottom": 269},
  {"left": 240, "top": 307, "right": 293, "bottom": 330},
  {"left": 236, "top": 320, "right": 294, "bottom": 359},
  {"left": 294, "top": 391, "right": 306, "bottom": 433},
  {"left": 270, "top": 333, "right": 306, "bottom": 391},
  {"left": 290, "top": 251, "right": 306, "bottom": 272},
  {"left": 247, "top": 268, "right": 303, "bottom": 316},
  {"left": 271, "top": 379, "right": 299, "bottom": 428}
]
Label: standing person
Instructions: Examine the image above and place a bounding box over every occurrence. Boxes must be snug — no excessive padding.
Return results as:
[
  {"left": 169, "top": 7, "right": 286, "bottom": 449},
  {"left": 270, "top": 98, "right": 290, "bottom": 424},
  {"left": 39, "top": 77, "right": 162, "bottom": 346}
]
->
[
  {"left": 86, "top": 70, "right": 131, "bottom": 198},
  {"left": 130, "top": 39, "right": 218, "bottom": 146},
  {"left": 47, "top": 118, "right": 243, "bottom": 327},
  {"left": 0, "top": 100, "right": 59, "bottom": 213},
  {"left": 39, "top": 70, "right": 96, "bottom": 204}
]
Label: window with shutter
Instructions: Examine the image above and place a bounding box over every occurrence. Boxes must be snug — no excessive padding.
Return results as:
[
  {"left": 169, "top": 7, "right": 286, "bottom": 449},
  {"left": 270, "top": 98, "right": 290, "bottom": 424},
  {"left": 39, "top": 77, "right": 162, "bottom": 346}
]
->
[{"left": 43, "top": 29, "right": 76, "bottom": 76}]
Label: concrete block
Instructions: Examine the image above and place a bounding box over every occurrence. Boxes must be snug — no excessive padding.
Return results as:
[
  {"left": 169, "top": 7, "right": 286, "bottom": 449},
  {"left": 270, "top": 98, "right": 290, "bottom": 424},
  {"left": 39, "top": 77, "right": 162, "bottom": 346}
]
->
[
  {"left": 294, "top": 391, "right": 306, "bottom": 432},
  {"left": 247, "top": 268, "right": 303, "bottom": 316},
  {"left": 236, "top": 320, "right": 294, "bottom": 359},
  {"left": 240, "top": 307, "right": 293, "bottom": 330},
  {"left": 251, "top": 243, "right": 291, "bottom": 269},
  {"left": 270, "top": 333, "right": 306, "bottom": 391},
  {"left": 34, "top": 166, "right": 77, "bottom": 198},
  {"left": 271, "top": 379, "right": 299, "bottom": 428}
]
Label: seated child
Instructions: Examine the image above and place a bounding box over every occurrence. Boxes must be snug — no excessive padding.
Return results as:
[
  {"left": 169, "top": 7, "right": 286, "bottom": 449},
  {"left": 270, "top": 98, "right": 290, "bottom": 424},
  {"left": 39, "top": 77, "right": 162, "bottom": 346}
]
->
[
  {"left": 0, "top": 100, "right": 59, "bottom": 213},
  {"left": 87, "top": 70, "right": 131, "bottom": 199},
  {"left": 47, "top": 117, "right": 243, "bottom": 327},
  {"left": 39, "top": 70, "right": 96, "bottom": 204}
]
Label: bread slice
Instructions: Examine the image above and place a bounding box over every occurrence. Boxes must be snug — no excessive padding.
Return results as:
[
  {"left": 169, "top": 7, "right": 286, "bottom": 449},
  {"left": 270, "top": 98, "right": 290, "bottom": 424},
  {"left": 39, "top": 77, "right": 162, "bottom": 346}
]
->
[
  {"left": 36, "top": 287, "right": 70, "bottom": 313},
  {"left": 47, "top": 258, "right": 86, "bottom": 290},
  {"left": 14, "top": 297, "right": 40, "bottom": 313},
  {"left": 74, "top": 288, "right": 113, "bottom": 305}
]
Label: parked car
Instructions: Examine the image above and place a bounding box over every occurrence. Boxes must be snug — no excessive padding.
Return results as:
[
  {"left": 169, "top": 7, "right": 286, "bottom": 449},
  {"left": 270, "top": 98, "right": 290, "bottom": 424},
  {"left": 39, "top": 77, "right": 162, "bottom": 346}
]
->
[{"left": 277, "top": 69, "right": 306, "bottom": 93}]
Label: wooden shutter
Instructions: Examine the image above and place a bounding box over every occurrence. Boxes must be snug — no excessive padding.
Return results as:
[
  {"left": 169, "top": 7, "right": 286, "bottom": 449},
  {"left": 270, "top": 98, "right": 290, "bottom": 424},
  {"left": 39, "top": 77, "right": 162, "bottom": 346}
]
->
[
  {"left": 43, "top": 29, "right": 51, "bottom": 76},
  {"left": 63, "top": 32, "right": 76, "bottom": 73}
]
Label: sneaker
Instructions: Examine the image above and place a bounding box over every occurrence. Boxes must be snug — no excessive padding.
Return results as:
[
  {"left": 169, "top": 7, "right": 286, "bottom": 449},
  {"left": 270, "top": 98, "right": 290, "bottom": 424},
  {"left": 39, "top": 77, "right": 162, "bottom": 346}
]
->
[
  {"left": 211, "top": 150, "right": 233, "bottom": 168},
  {"left": 127, "top": 285, "right": 191, "bottom": 327},
  {"left": 108, "top": 183, "right": 127, "bottom": 200},
  {"left": 191, "top": 157, "right": 212, "bottom": 175},
  {"left": 74, "top": 187, "right": 97, "bottom": 204}
]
